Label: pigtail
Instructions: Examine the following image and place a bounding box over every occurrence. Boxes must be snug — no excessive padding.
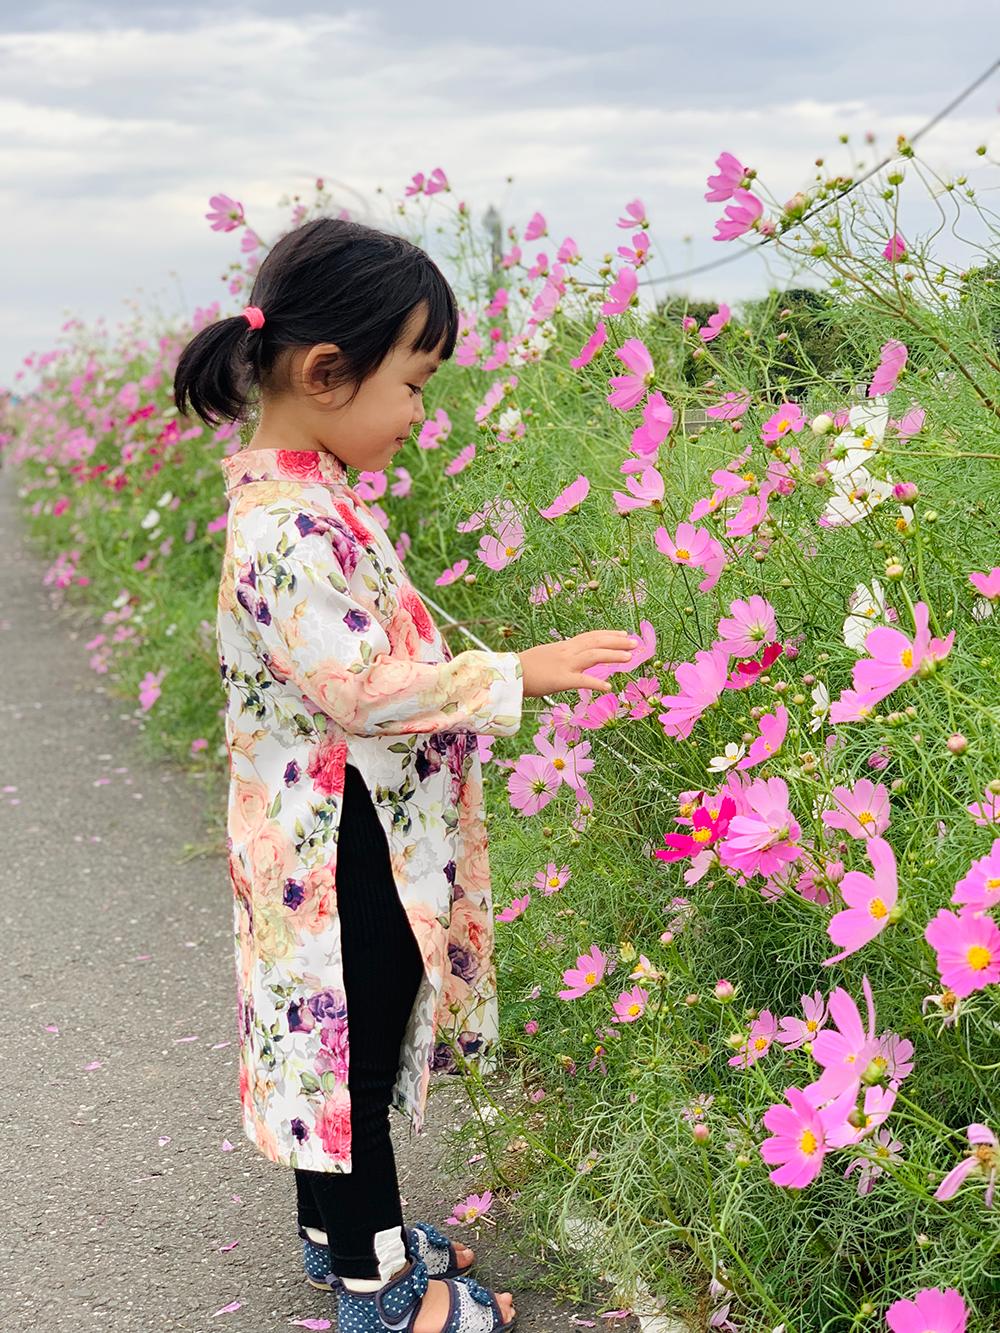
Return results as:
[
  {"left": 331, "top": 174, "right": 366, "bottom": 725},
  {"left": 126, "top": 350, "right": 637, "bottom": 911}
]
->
[{"left": 173, "top": 315, "right": 256, "bottom": 426}]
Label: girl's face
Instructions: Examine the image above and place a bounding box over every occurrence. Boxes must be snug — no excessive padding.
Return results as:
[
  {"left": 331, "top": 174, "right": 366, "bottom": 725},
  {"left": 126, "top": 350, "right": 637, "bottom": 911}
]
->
[{"left": 282, "top": 303, "right": 444, "bottom": 471}]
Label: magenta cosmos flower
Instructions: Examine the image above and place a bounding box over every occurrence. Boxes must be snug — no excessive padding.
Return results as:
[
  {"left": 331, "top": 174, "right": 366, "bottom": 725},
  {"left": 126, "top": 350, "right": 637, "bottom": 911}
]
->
[
  {"left": 704, "top": 151, "right": 748, "bottom": 202},
  {"left": 713, "top": 189, "right": 763, "bottom": 241},
  {"left": 868, "top": 339, "right": 907, "bottom": 397},
  {"left": 654, "top": 797, "right": 736, "bottom": 862},
  {"left": 821, "top": 778, "right": 891, "bottom": 840},
  {"left": 698, "top": 304, "right": 731, "bottom": 342},
  {"left": 924, "top": 907, "right": 1000, "bottom": 998},
  {"left": 830, "top": 601, "right": 954, "bottom": 720},
  {"left": 952, "top": 839, "right": 1000, "bottom": 912},
  {"left": 822, "top": 835, "right": 899, "bottom": 967},
  {"left": 886, "top": 1285, "right": 967, "bottom": 1333},
  {"left": 534, "top": 862, "right": 571, "bottom": 894},
  {"left": 718, "top": 777, "right": 802, "bottom": 879},
  {"left": 759, "top": 1083, "right": 859, "bottom": 1187},
  {"left": 558, "top": 944, "right": 608, "bottom": 999},
  {"left": 805, "top": 975, "right": 880, "bottom": 1103},
  {"left": 539, "top": 474, "right": 590, "bottom": 518},
  {"left": 882, "top": 231, "right": 908, "bottom": 263},
  {"left": 934, "top": 1122, "right": 997, "bottom": 1210}
]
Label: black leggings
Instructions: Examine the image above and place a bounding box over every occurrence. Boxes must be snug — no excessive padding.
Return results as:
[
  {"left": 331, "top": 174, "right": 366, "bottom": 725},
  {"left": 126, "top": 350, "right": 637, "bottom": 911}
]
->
[{"left": 294, "top": 763, "right": 425, "bottom": 1278}]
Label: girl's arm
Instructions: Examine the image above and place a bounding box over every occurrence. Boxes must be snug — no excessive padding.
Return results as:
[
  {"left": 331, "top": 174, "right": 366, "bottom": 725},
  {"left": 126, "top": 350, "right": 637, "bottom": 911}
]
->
[{"left": 233, "top": 535, "right": 523, "bottom": 739}]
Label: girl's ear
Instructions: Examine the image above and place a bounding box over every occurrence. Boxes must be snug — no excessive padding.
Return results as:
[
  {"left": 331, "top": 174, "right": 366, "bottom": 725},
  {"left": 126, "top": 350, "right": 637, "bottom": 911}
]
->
[{"left": 300, "top": 343, "right": 342, "bottom": 399}]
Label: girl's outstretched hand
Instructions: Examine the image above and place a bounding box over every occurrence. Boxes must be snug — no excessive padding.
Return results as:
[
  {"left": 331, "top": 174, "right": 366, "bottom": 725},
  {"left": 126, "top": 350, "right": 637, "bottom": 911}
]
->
[{"left": 517, "top": 630, "right": 640, "bottom": 700}]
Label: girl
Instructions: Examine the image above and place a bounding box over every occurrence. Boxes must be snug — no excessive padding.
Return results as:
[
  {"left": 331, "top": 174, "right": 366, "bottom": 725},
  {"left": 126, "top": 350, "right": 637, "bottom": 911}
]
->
[{"left": 174, "top": 216, "right": 638, "bottom": 1333}]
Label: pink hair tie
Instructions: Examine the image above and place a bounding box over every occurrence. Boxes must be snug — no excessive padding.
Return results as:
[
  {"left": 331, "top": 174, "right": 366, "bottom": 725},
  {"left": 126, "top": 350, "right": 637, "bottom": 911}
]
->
[{"left": 242, "top": 305, "right": 265, "bottom": 330}]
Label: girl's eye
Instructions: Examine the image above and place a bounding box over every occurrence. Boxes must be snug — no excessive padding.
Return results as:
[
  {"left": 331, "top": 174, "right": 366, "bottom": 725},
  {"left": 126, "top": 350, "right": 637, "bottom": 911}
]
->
[{"left": 407, "top": 384, "right": 423, "bottom": 396}]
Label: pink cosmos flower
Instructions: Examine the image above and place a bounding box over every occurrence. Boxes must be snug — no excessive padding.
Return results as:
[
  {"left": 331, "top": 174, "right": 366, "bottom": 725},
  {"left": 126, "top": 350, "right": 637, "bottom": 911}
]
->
[
  {"left": 868, "top": 339, "right": 907, "bottom": 397},
  {"left": 737, "top": 705, "right": 787, "bottom": 770},
  {"left": 523, "top": 210, "right": 547, "bottom": 242},
  {"left": 205, "top": 192, "right": 245, "bottom": 232},
  {"left": 924, "top": 908, "right": 1000, "bottom": 998},
  {"left": 534, "top": 862, "right": 571, "bottom": 895},
  {"left": 969, "top": 567, "right": 1000, "bottom": 600},
  {"left": 705, "top": 152, "right": 747, "bottom": 202},
  {"left": 444, "top": 444, "right": 476, "bottom": 476},
  {"left": 725, "top": 491, "right": 770, "bottom": 537},
  {"left": 698, "top": 304, "right": 731, "bottom": 342},
  {"left": 952, "top": 839, "right": 1000, "bottom": 912},
  {"left": 968, "top": 785, "right": 1000, "bottom": 826},
  {"left": 887, "top": 1286, "right": 968, "bottom": 1333},
  {"left": 657, "top": 648, "right": 730, "bottom": 739},
  {"left": 570, "top": 320, "right": 607, "bottom": 369},
  {"left": 507, "top": 754, "right": 560, "bottom": 815},
  {"left": 933, "top": 1122, "right": 998, "bottom": 1210},
  {"left": 654, "top": 521, "right": 719, "bottom": 569},
  {"left": 654, "top": 797, "right": 735, "bottom": 862},
  {"left": 882, "top": 231, "right": 907, "bottom": 263},
  {"left": 844, "top": 1126, "right": 905, "bottom": 1195},
  {"left": 830, "top": 602, "right": 955, "bottom": 720},
  {"left": 776, "top": 991, "right": 828, "bottom": 1050},
  {"left": 761, "top": 403, "right": 804, "bottom": 442},
  {"left": 533, "top": 733, "right": 595, "bottom": 793},
  {"left": 619, "top": 675, "right": 661, "bottom": 720},
  {"left": 704, "top": 389, "right": 751, "bottom": 420},
  {"left": 806, "top": 975, "right": 879, "bottom": 1103},
  {"left": 539, "top": 474, "right": 590, "bottom": 519},
  {"left": 719, "top": 777, "right": 802, "bottom": 879},
  {"left": 558, "top": 944, "right": 608, "bottom": 999},
  {"left": 825, "top": 1084, "right": 898, "bottom": 1149},
  {"left": 435, "top": 558, "right": 469, "bottom": 586},
  {"left": 613, "top": 462, "right": 664, "bottom": 513},
  {"left": 713, "top": 189, "right": 763, "bottom": 241},
  {"left": 496, "top": 892, "right": 530, "bottom": 922},
  {"left": 607, "top": 338, "right": 655, "bottom": 410},
  {"left": 759, "top": 1084, "right": 859, "bottom": 1187},
  {"left": 478, "top": 515, "right": 524, "bottom": 570},
  {"left": 822, "top": 836, "right": 899, "bottom": 967},
  {"left": 617, "top": 198, "right": 649, "bottom": 229},
  {"left": 601, "top": 266, "right": 638, "bottom": 315},
  {"left": 717, "top": 595, "right": 778, "bottom": 658},
  {"left": 610, "top": 985, "right": 649, "bottom": 1024},
  {"left": 629, "top": 391, "right": 675, "bottom": 457},
  {"left": 445, "top": 1190, "right": 493, "bottom": 1226},
  {"left": 821, "top": 779, "right": 891, "bottom": 840},
  {"left": 728, "top": 1009, "right": 778, "bottom": 1067}
]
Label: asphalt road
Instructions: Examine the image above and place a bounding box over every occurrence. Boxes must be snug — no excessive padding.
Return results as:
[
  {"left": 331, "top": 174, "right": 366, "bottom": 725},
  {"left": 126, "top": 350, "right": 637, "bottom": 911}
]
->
[{"left": 0, "top": 461, "right": 638, "bottom": 1333}]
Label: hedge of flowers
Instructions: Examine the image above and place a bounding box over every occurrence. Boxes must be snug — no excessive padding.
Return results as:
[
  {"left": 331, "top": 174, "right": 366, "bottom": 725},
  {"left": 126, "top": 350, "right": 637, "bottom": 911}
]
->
[{"left": 3, "top": 137, "right": 999, "bottom": 1332}]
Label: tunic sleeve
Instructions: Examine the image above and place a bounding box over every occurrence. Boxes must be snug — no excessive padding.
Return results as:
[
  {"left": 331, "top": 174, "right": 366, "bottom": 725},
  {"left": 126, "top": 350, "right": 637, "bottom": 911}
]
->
[{"left": 239, "top": 544, "right": 524, "bottom": 740}]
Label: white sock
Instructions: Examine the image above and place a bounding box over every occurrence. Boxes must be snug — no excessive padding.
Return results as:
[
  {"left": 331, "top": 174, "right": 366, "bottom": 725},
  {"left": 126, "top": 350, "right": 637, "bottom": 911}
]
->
[
  {"left": 340, "top": 1225, "right": 408, "bottom": 1291},
  {"left": 304, "top": 1226, "right": 328, "bottom": 1246}
]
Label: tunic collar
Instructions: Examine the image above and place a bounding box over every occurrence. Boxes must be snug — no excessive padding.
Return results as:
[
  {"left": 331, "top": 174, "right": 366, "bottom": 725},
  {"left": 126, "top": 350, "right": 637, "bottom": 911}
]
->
[{"left": 220, "top": 447, "right": 351, "bottom": 493}]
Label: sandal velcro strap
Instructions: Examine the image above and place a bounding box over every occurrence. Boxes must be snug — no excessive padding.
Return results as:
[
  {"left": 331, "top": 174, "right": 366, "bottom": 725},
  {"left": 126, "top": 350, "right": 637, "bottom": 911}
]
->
[
  {"left": 374, "top": 1256, "right": 430, "bottom": 1330},
  {"left": 411, "top": 1220, "right": 452, "bottom": 1252}
]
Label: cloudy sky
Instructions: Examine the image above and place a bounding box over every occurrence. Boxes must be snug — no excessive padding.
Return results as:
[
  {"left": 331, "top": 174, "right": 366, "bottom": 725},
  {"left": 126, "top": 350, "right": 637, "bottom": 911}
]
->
[{"left": 2, "top": 2, "right": 998, "bottom": 388}]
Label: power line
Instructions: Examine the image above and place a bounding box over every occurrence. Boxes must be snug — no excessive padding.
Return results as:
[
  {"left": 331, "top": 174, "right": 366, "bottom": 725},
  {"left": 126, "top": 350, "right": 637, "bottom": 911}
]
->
[{"left": 574, "top": 56, "right": 1000, "bottom": 291}]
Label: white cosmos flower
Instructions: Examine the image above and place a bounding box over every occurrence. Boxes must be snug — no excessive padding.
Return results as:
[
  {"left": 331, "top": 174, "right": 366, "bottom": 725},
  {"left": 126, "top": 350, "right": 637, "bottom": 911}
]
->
[
  {"left": 844, "top": 579, "right": 888, "bottom": 651},
  {"left": 708, "top": 742, "right": 746, "bottom": 773},
  {"left": 497, "top": 405, "right": 523, "bottom": 433},
  {"left": 829, "top": 398, "right": 889, "bottom": 472},
  {"left": 973, "top": 598, "right": 994, "bottom": 622},
  {"left": 809, "top": 681, "right": 830, "bottom": 733},
  {"left": 820, "top": 463, "right": 894, "bottom": 527},
  {"left": 140, "top": 508, "right": 161, "bottom": 530}
]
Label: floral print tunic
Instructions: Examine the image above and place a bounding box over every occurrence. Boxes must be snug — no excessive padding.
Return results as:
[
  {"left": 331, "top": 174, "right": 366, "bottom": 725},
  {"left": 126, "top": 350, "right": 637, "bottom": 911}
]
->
[{"left": 216, "top": 446, "right": 524, "bottom": 1172}]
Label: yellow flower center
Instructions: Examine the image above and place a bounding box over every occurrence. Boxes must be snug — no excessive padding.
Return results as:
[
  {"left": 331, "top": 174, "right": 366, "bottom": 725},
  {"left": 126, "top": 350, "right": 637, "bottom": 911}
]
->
[
  {"left": 753, "top": 1036, "right": 769, "bottom": 1052},
  {"left": 806, "top": 1019, "right": 817, "bottom": 1032},
  {"left": 548, "top": 876, "right": 561, "bottom": 887},
  {"left": 553, "top": 757, "right": 565, "bottom": 769},
  {"left": 693, "top": 827, "right": 713, "bottom": 843},
  {"left": 900, "top": 648, "right": 913, "bottom": 668},
  {"left": 742, "top": 471, "right": 757, "bottom": 482},
  {"left": 679, "top": 800, "right": 696, "bottom": 817},
  {"left": 799, "top": 1129, "right": 818, "bottom": 1155},
  {"left": 858, "top": 811, "right": 875, "bottom": 826},
  {"left": 627, "top": 1003, "right": 642, "bottom": 1016},
  {"left": 869, "top": 898, "right": 888, "bottom": 919},
  {"left": 504, "top": 545, "right": 518, "bottom": 557},
  {"left": 967, "top": 945, "right": 991, "bottom": 972},
  {"left": 584, "top": 971, "right": 597, "bottom": 984},
  {"left": 777, "top": 418, "right": 790, "bottom": 433},
  {"left": 674, "top": 547, "right": 691, "bottom": 561},
  {"left": 863, "top": 605, "right": 877, "bottom": 618},
  {"left": 859, "top": 704, "right": 873, "bottom": 717},
  {"left": 987, "top": 877, "right": 1000, "bottom": 890},
  {"left": 861, "top": 435, "right": 876, "bottom": 450}
]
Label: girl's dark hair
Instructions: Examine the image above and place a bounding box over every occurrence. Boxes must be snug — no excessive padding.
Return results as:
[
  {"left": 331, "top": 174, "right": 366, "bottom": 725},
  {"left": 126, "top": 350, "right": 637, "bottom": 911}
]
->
[{"left": 173, "top": 217, "right": 459, "bottom": 426}]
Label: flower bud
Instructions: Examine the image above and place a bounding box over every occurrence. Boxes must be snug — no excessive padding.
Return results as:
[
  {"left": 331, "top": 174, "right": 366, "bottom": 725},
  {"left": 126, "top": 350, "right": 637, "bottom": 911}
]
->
[
  {"left": 947, "top": 734, "right": 969, "bottom": 755},
  {"left": 916, "top": 1233, "right": 931, "bottom": 1248},
  {"left": 660, "top": 929, "right": 674, "bottom": 945},
  {"left": 847, "top": 1108, "right": 868, "bottom": 1129},
  {"left": 810, "top": 413, "right": 834, "bottom": 435},
  {"left": 734, "top": 1152, "right": 752, "bottom": 1168},
  {"left": 884, "top": 560, "right": 905, "bottom": 580},
  {"left": 684, "top": 992, "right": 700, "bottom": 1007},
  {"left": 861, "top": 1056, "right": 889, "bottom": 1086},
  {"left": 692, "top": 1123, "right": 711, "bottom": 1143},
  {"left": 892, "top": 481, "right": 919, "bottom": 503},
  {"left": 714, "top": 979, "right": 736, "bottom": 1002}
]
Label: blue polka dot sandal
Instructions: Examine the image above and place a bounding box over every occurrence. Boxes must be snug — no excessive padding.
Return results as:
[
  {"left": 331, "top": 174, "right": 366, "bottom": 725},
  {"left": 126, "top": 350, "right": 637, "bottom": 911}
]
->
[
  {"left": 300, "top": 1220, "right": 475, "bottom": 1292},
  {"left": 327, "top": 1252, "right": 518, "bottom": 1333}
]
